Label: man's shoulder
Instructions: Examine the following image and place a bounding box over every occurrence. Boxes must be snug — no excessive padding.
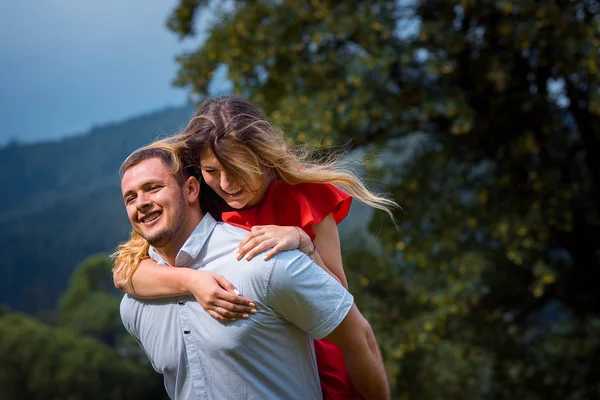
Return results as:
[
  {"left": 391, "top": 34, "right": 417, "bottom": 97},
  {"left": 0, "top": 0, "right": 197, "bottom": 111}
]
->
[
  {"left": 202, "top": 221, "right": 250, "bottom": 254},
  {"left": 213, "top": 221, "right": 251, "bottom": 240},
  {"left": 264, "top": 249, "right": 315, "bottom": 286},
  {"left": 209, "top": 221, "right": 314, "bottom": 281},
  {"left": 119, "top": 293, "right": 150, "bottom": 313},
  {"left": 208, "top": 221, "right": 277, "bottom": 273},
  {"left": 119, "top": 294, "right": 138, "bottom": 334},
  {"left": 120, "top": 293, "right": 177, "bottom": 309},
  {"left": 270, "top": 248, "right": 308, "bottom": 265}
]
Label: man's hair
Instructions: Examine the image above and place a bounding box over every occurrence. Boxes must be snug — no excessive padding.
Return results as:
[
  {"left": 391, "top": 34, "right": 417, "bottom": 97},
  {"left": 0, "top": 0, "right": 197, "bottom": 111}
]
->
[{"left": 119, "top": 145, "right": 200, "bottom": 185}]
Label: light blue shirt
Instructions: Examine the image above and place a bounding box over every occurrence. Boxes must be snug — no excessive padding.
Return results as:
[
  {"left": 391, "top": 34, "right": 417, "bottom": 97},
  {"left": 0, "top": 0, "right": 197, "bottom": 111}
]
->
[{"left": 120, "top": 213, "right": 354, "bottom": 400}]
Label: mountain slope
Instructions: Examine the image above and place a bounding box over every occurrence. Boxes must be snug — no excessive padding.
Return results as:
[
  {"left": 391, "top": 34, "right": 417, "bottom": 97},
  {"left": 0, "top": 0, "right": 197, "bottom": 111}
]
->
[
  {"left": 0, "top": 105, "right": 194, "bottom": 313},
  {"left": 0, "top": 106, "right": 194, "bottom": 221}
]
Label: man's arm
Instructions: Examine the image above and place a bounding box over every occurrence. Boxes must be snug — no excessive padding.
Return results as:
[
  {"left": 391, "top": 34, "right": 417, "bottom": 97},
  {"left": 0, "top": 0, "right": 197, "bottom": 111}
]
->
[
  {"left": 266, "top": 251, "right": 389, "bottom": 399},
  {"left": 325, "top": 305, "right": 390, "bottom": 400}
]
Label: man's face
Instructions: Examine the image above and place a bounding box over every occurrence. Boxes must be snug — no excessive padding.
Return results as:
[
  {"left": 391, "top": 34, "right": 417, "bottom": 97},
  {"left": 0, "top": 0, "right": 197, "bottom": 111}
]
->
[{"left": 121, "top": 158, "right": 187, "bottom": 248}]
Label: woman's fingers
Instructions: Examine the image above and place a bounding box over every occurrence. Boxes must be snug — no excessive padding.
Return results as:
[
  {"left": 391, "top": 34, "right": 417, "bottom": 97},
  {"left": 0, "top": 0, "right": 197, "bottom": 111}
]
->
[
  {"left": 215, "top": 288, "right": 257, "bottom": 312},
  {"left": 214, "top": 300, "right": 256, "bottom": 319},
  {"left": 213, "top": 294, "right": 257, "bottom": 315},
  {"left": 237, "top": 232, "right": 255, "bottom": 251},
  {"left": 237, "top": 227, "right": 302, "bottom": 262},
  {"left": 237, "top": 236, "right": 267, "bottom": 260},
  {"left": 243, "top": 238, "right": 278, "bottom": 261},
  {"left": 237, "top": 228, "right": 298, "bottom": 261},
  {"left": 263, "top": 244, "right": 284, "bottom": 261},
  {"left": 193, "top": 289, "right": 253, "bottom": 311},
  {"left": 217, "top": 288, "right": 255, "bottom": 306},
  {"left": 207, "top": 309, "right": 232, "bottom": 322},
  {"left": 238, "top": 226, "right": 269, "bottom": 250},
  {"left": 213, "top": 273, "right": 242, "bottom": 296},
  {"left": 207, "top": 304, "right": 246, "bottom": 321},
  {"left": 250, "top": 225, "right": 268, "bottom": 233},
  {"left": 215, "top": 306, "right": 240, "bottom": 320},
  {"left": 203, "top": 288, "right": 258, "bottom": 321},
  {"left": 237, "top": 235, "right": 263, "bottom": 260}
]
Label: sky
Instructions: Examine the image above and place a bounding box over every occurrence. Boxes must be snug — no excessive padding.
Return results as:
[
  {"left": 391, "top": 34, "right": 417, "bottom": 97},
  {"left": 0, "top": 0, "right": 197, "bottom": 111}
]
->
[{"left": 0, "top": 0, "right": 206, "bottom": 145}]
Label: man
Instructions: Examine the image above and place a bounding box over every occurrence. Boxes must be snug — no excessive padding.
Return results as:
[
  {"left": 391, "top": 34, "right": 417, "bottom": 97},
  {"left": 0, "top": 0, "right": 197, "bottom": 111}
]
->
[{"left": 118, "top": 146, "right": 389, "bottom": 399}]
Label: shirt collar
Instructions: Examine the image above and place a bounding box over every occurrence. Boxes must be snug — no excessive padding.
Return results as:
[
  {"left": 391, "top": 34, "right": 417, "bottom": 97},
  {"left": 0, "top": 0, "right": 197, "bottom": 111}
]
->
[{"left": 148, "top": 213, "right": 218, "bottom": 267}]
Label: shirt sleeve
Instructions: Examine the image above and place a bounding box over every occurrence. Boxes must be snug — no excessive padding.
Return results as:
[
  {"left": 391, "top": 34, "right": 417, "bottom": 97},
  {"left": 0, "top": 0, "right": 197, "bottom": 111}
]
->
[
  {"left": 291, "top": 183, "right": 353, "bottom": 240},
  {"left": 120, "top": 295, "right": 138, "bottom": 338},
  {"left": 266, "top": 250, "right": 354, "bottom": 339},
  {"left": 120, "top": 296, "right": 161, "bottom": 373}
]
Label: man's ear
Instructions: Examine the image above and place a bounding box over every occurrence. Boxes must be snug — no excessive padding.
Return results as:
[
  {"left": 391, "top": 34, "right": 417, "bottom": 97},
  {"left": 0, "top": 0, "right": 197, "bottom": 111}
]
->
[{"left": 183, "top": 176, "right": 200, "bottom": 203}]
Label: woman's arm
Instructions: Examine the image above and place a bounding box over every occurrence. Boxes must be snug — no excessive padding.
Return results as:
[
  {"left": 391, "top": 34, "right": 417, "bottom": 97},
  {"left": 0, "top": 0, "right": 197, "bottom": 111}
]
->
[
  {"left": 309, "top": 213, "right": 348, "bottom": 289},
  {"left": 113, "top": 258, "right": 257, "bottom": 321},
  {"left": 114, "top": 258, "right": 194, "bottom": 297},
  {"left": 236, "top": 213, "right": 348, "bottom": 289}
]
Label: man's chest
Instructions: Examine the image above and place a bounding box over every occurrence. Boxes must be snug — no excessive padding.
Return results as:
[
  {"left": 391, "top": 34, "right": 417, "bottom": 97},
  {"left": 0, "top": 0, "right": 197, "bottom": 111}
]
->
[{"left": 128, "top": 293, "right": 285, "bottom": 372}]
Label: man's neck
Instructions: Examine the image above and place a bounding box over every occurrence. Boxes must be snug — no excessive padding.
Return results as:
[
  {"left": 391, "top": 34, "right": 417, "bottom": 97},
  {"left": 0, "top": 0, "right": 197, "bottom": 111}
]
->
[{"left": 155, "top": 210, "right": 204, "bottom": 266}]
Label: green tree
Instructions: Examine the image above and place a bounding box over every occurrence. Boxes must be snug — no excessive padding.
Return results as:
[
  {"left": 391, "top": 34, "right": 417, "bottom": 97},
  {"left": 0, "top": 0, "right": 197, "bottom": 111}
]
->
[
  {"left": 0, "top": 313, "right": 166, "bottom": 400},
  {"left": 57, "top": 254, "right": 124, "bottom": 347},
  {"left": 167, "top": 1, "right": 600, "bottom": 398}
]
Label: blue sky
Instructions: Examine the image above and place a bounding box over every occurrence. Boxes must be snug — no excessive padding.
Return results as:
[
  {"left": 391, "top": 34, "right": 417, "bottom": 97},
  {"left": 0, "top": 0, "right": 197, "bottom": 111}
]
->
[{"left": 0, "top": 0, "right": 203, "bottom": 145}]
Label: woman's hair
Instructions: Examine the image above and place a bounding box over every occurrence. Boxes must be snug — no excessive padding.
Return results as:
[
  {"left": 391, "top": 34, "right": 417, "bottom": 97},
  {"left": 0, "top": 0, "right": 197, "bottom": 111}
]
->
[
  {"left": 182, "top": 96, "right": 398, "bottom": 213},
  {"left": 113, "top": 95, "right": 399, "bottom": 291}
]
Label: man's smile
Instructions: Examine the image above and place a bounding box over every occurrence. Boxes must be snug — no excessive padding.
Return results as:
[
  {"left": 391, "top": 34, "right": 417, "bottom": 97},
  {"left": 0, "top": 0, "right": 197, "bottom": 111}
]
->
[{"left": 140, "top": 211, "right": 162, "bottom": 225}]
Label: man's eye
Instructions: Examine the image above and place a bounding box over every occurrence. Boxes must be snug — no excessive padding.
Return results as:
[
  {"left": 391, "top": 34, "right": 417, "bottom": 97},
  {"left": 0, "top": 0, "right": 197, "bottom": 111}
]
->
[
  {"left": 125, "top": 197, "right": 134, "bottom": 204},
  {"left": 149, "top": 185, "right": 161, "bottom": 191}
]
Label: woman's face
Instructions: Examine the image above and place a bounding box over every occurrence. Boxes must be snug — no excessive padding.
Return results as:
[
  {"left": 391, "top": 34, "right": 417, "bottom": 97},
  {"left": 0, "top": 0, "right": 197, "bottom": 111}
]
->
[{"left": 200, "top": 150, "right": 271, "bottom": 209}]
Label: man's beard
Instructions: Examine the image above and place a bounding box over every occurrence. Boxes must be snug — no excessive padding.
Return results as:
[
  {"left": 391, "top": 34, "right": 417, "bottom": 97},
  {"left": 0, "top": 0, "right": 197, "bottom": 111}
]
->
[
  {"left": 145, "top": 226, "right": 177, "bottom": 248},
  {"left": 140, "top": 196, "right": 187, "bottom": 248}
]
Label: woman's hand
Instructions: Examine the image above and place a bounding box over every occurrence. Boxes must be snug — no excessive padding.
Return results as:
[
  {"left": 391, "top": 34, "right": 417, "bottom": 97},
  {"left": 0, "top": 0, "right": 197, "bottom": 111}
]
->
[
  {"left": 236, "top": 225, "right": 312, "bottom": 261},
  {"left": 186, "top": 270, "right": 257, "bottom": 322}
]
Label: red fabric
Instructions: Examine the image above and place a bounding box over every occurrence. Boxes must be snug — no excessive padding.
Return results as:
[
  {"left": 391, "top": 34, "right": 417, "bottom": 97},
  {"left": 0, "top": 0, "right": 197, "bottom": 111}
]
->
[
  {"left": 220, "top": 181, "right": 362, "bottom": 400},
  {"left": 314, "top": 339, "right": 363, "bottom": 400},
  {"left": 221, "top": 180, "right": 352, "bottom": 241}
]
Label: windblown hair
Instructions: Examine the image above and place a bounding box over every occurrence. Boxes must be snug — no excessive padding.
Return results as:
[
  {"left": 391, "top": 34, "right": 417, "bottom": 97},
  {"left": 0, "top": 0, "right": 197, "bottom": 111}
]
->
[
  {"left": 114, "top": 96, "right": 399, "bottom": 291},
  {"left": 181, "top": 96, "right": 398, "bottom": 214}
]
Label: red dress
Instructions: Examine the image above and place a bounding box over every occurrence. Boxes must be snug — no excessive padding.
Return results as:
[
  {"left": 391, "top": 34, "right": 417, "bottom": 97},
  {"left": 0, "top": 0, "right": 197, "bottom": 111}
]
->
[{"left": 219, "top": 180, "right": 363, "bottom": 400}]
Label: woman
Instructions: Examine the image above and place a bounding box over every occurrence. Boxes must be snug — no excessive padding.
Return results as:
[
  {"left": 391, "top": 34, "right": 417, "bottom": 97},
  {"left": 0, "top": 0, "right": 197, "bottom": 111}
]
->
[{"left": 113, "top": 96, "right": 398, "bottom": 399}]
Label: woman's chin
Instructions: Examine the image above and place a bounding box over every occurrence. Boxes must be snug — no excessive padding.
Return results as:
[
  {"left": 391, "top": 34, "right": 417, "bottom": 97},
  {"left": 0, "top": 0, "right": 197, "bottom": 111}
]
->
[{"left": 225, "top": 199, "right": 248, "bottom": 209}]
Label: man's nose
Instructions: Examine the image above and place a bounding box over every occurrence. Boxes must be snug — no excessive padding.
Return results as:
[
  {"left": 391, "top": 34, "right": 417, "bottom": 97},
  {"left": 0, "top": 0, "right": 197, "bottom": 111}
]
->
[{"left": 135, "top": 193, "right": 152, "bottom": 210}]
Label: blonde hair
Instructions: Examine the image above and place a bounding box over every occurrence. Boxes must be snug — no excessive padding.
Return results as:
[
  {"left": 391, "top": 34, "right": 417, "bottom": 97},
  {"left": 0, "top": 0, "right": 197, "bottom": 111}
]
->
[{"left": 113, "top": 96, "right": 399, "bottom": 291}]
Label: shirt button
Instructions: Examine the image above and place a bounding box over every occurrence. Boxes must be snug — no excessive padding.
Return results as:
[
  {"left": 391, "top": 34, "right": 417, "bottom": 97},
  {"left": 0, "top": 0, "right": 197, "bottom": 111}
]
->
[
  {"left": 178, "top": 301, "right": 184, "bottom": 306},
  {"left": 183, "top": 330, "right": 191, "bottom": 335}
]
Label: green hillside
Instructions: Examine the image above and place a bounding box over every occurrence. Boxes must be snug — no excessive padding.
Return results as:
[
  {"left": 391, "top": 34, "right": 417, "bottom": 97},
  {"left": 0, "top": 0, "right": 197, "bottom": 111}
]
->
[{"left": 0, "top": 105, "right": 195, "bottom": 314}]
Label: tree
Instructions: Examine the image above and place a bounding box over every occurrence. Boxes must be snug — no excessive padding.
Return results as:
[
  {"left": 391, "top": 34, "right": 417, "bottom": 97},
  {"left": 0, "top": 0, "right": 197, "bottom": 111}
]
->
[
  {"left": 167, "top": 1, "right": 600, "bottom": 398},
  {"left": 0, "top": 313, "right": 166, "bottom": 400},
  {"left": 57, "top": 254, "right": 124, "bottom": 347}
]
